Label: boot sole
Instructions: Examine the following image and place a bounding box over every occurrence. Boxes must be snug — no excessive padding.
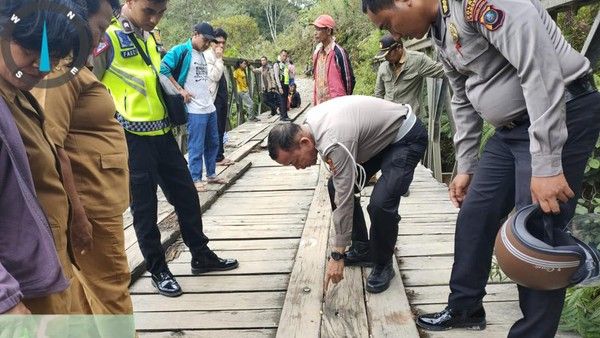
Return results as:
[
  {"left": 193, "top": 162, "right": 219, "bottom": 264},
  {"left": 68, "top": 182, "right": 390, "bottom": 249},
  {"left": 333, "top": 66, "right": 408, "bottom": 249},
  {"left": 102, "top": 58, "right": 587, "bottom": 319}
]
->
[
  {"left": 191, "top": 261, "right": 240, "bottom": 275},
  {"left": 416, "top": 320, "right": 486, "bottom": 331},
  {"left": 151, "top": 280, "right": 183, "bottom": 298}
]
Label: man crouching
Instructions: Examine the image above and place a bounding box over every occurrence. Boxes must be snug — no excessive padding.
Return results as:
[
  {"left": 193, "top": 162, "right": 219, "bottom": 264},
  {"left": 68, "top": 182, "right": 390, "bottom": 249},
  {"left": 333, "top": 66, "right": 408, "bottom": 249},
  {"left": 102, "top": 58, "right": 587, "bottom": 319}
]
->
[{"left": 267, "top": 95, "right": 427, "bottom": 293}]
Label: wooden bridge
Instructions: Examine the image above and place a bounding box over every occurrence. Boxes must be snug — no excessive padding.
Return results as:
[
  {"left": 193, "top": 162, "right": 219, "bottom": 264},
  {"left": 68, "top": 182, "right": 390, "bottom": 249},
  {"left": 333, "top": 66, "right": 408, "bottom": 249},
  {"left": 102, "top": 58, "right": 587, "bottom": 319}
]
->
[{"left": 122, "top": 79, "right": 579, "bottom": 337}]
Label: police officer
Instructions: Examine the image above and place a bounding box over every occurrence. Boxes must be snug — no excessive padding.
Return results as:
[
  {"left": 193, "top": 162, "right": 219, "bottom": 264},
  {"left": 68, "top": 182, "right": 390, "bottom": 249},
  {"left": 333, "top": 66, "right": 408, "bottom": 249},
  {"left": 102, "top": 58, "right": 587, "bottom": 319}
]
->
[
  {"left": 362, "top": 0, "right": 600, "bottom": 336},
  {"left": 93, "top": 0, "right": 238, "bottom": 298}
]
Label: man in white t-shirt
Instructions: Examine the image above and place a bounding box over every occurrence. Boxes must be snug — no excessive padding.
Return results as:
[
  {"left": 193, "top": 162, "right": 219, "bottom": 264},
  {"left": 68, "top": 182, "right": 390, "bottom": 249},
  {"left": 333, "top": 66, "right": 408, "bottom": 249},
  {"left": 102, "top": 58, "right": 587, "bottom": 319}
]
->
[{"left": 162, "top": 22, "right": 227, "bottom": 192}]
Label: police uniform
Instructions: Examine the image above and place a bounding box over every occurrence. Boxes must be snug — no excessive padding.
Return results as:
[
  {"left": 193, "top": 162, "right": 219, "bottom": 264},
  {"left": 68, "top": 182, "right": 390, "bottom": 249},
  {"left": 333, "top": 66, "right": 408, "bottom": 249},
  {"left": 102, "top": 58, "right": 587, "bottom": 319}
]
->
[
  {"left": 425, "top": 0, "right": 600, "bottom": 336},
  {"left": 92, "top": 15, "right": 213, "bottom": 279}
]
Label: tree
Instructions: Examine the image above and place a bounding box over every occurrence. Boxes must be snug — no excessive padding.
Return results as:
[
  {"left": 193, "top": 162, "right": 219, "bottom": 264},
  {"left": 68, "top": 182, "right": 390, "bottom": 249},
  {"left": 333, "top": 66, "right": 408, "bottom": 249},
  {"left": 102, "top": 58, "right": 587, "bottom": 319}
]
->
[{"left": 211, "top": 15, "right": 261, "bottom": 58}]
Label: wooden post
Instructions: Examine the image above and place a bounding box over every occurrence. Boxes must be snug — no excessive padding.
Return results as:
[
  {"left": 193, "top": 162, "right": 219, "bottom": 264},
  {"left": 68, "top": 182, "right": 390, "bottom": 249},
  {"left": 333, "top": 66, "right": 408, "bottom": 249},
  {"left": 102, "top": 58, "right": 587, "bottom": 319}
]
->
[{"left": 582, "top": 7, "right": 600, "bottom": 68}]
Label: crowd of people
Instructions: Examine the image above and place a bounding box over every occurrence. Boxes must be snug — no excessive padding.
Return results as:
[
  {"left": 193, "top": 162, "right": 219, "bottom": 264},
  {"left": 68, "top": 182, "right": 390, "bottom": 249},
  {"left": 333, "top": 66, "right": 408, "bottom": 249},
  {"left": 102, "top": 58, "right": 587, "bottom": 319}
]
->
[{"left": 1, "top": 0, "right": 599, "bottom": 338}]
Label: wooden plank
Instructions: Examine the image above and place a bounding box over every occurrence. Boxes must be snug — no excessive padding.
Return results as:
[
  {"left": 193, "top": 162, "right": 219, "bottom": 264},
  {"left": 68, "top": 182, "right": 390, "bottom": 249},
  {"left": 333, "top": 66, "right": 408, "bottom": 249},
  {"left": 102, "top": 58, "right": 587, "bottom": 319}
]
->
[
  {"left": 130, "top": 274, "right": 289, "bottom": 294},
  {"left": 203, "top": 226, "right": 303, "bottom": 240},
  {"left": 416, "top": 301, "right": 521, "bottom": 325},
  {"left": 139, "top": 329, "right": 277, "bottom": 338},
  {"left": 398, "top": 225, "right": 456, "bottom": 235},
  {"left": 364, "top": 259, "right": 420, "bottom": 338},
  {"left": 397, "top": 242, "right": 454, "bottom": 257},
  {"left": 132, "top": 292, "right": 285, "bottom": 312},
  {"left": 184, "top": 239, "right": 300, "bottom": 251},
  {"left": 202, "top": 214, "right": 306, "bottom": 225},
  {"left": 424, "top": 325, "right": 580, "bottom": 338},
  {"left": 166, "top": 259, "right": 293, "bottom": 276},
  {"left": 277, "top": 167, "right": 330, "bottom": 338},
  {"left": 135, "top": 309, "right": 280, "bottom": 331},
  {"left": 402, "top": 269, "right": 511, "bottom": 287},
  {"left": 397, "top": 234, "right": 455, "bottom": 245},
  {"left": 407, "top": 283, "right": 518, "bottom": 305},
  {"left": 321, "top": 268, "right": 369, "bottom": 338},
  {"left": 400, "top": 256, "right": 455, "bottom": 270},
  {"left": 173, "top": 249, "right": 297, "bottom": 263},
  {"left": 126, "top": 161, "right": 252, "bottom": 280}
]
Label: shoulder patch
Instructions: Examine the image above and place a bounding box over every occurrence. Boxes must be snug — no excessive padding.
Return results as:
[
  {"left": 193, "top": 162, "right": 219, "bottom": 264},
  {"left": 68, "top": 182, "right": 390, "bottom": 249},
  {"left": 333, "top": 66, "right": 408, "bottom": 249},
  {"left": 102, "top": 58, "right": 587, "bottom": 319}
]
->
[
  {"left": 152, "top": 29, "right": 163, "bottom": 45},
  {"left": 479, "top": 5, "right": 505, "bottom": 31},
  {"left": 116, "top": 31, "right": 134, "bottom": 49},
  {"left": 93, "top": 36, "right": 110, "bottom": 57},
  {"left": 465, "top": 0, "right": 487, "bottom": 21}
]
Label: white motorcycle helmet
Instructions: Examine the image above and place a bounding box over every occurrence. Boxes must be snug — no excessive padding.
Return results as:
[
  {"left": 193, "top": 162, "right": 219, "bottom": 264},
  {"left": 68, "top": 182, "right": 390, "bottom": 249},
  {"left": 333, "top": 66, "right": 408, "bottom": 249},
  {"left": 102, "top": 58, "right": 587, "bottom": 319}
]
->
[{"left": 494, "top": 204, "right": 600, "bottom": 290}]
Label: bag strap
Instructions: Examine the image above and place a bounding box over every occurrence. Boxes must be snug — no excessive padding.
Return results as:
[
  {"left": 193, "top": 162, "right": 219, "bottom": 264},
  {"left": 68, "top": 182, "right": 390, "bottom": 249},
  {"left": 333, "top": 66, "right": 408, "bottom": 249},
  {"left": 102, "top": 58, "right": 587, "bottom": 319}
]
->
[{"left": 127, "top": 32, "right": 159, "bottom": 75}]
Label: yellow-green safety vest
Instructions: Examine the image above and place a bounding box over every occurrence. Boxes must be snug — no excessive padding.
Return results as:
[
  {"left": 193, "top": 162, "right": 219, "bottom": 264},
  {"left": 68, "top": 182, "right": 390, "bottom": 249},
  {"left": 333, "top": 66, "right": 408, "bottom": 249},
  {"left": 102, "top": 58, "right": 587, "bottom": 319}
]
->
[{"left": 102, "top": 19, "right": 170, "bottom": 136}]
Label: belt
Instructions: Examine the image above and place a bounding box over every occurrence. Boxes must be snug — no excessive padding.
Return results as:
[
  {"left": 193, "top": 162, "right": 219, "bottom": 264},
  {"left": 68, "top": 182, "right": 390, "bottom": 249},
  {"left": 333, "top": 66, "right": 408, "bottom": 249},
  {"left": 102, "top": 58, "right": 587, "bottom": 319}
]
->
[
  {"left": 565, "top": 74, "right": 597, "bottom": 102},
  {"left": 393, "top": 104, "right": 417, "bottom": 143}
]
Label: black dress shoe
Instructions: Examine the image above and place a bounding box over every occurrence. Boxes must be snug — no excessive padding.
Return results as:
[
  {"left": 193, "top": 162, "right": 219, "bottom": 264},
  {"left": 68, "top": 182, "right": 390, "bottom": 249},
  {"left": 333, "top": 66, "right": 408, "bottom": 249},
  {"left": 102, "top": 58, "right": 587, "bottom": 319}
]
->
[
  {"left": 366, "top": 260, "right": 395, "bottom": 293},
  {"left": 280, "top": 117, "right": 291, "bottom": 122},
  {"left": 191, "top": 249, "right": 239, "bottom": 274},
  {"left": 344, "top": 241, "right": 373, "bottom": 267},
  {"left": 151, "top": 271, "right": 183, "bottom": 297},
  {"left": 417, "top": 306, "right": 486, "bottom": 331}
]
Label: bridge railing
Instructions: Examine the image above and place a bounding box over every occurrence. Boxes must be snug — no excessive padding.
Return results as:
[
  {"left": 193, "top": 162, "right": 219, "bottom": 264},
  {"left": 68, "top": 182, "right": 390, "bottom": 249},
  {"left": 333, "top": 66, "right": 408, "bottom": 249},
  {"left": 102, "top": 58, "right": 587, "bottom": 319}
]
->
[{"left": 406, "top": 0, "right": 599, "bottom": 182}]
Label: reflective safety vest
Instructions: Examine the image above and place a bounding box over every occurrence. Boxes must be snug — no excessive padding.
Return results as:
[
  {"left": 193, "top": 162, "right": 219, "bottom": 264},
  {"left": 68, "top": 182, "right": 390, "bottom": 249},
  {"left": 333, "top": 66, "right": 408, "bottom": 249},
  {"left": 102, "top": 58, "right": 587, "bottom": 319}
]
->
[
  {"left": 277, "top": 61, "right": 290, "bottom": 85},
  {"left": 102, "top": 19, "right": 170, "bottom": 136}
]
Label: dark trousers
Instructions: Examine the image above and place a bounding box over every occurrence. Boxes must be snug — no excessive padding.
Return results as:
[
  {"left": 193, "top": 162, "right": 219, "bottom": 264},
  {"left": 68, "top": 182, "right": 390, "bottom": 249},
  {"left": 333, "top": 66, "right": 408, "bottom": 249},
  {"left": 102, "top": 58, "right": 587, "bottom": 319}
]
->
[
  {"left": 327, "top": 119, "right": 428, "bottom": 264},
  {"left": 262, "top": 91, "right": 279, "bottom": 116},
  {"left": 125, "top": 131, "right": 209, "bottom": 275},
  {"left": 279, "top": 84, "right": 290, "bottom": 118},
  {"left": 447, "top": 91, "right": 600, "bottom": 337},
  {"left": 215, "top": 96, "right": 228, "bottom": 162}
]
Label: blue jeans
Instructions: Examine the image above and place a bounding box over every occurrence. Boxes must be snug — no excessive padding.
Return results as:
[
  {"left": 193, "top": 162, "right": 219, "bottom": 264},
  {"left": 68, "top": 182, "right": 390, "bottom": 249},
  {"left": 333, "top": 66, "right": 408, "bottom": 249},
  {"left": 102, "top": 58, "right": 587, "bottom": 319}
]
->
[{"left": 187, "top": 111, "right": 219, "bottom": 182}]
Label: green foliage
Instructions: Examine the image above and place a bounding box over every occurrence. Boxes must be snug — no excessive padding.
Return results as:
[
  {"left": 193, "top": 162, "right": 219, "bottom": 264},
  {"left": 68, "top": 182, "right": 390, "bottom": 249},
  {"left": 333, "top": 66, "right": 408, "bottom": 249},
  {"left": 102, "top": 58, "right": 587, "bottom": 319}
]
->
[
  {"left": 211, "top": 15, "right": 261, "bottom": 58},
  {"left": 560, "top": 287, "right": 600, "bottom": 337},
  {"left": 576, "top": 137, "right": 600, "bottom": 215}
]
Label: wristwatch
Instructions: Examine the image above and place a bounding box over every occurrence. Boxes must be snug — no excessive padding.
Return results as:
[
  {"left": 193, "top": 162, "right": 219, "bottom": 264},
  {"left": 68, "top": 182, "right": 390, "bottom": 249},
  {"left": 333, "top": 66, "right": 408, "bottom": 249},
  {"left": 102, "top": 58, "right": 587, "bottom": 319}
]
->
[{"left": 330, "top": 251, "right": 346, "bottom": 261}]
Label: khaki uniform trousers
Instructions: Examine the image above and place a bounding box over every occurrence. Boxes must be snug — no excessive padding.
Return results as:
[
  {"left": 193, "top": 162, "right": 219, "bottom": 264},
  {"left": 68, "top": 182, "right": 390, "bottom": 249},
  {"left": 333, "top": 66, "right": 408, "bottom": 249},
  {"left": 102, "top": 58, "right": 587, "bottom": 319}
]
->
[{"left": 70, "top": 215, "right": 133, "bottom": 314}]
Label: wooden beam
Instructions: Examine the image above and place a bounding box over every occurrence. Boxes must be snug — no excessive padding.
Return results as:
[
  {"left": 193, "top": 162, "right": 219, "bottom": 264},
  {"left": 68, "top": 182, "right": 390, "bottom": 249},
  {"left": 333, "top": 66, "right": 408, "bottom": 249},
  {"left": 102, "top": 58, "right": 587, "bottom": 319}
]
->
[
  {"left": 276, "top": 166, "right": 331, "bottom": 338},
  {"left": 582, "top": 7, "right": 600, "bottom": 68}
]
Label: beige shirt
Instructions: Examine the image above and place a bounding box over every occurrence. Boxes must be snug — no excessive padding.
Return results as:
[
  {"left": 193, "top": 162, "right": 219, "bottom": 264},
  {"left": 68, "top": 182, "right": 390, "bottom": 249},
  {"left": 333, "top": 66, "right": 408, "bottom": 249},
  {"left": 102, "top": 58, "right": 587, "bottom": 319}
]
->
[
  {"left": 31, "top": 67, "right": 129, "bottom": 218},
  {"left": 305, "top": 96, "right": 409, "bottom": 247}
]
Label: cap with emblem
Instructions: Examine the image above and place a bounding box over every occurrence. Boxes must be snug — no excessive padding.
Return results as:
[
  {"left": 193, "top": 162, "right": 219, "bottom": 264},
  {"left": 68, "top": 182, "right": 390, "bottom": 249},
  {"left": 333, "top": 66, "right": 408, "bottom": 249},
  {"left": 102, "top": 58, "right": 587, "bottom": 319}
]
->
[
  {"left": 375, "top": 35, "right": 401, "bottom": 61},
  {"left": 194, "top": 22, "right": 217, "bottom": 42},
  {"left": 311, "top": 14, "right": 336, "bottom": 29}
]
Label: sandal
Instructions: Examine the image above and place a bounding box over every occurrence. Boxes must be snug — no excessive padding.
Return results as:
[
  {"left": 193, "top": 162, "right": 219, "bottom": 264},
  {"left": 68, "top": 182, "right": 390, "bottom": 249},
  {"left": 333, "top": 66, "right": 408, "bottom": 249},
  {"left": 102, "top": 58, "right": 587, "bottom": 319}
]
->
[
  {"left": 207, "top": 177, "right": 228, "bottom": 184},
  {"left": 194, "top": 181, "right": 207, "bottom": 192}
]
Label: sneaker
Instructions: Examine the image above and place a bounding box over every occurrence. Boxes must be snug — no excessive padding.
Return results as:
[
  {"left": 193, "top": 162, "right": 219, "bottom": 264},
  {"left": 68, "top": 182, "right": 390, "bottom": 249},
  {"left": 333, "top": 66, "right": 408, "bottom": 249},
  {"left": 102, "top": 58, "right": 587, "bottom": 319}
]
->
[
  {"left": 191, "top": 249, "right": 239, "bottom": 274},
  {"left": 151, "top": 271, "right": 183, "bottom": 297}
]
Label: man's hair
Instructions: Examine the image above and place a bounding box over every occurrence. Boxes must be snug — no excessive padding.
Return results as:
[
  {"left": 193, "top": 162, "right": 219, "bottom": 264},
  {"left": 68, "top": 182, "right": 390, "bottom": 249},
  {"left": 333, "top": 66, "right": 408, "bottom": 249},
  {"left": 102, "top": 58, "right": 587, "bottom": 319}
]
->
[
  {"left": 214, "top": 27, "right": 228, "bottom": 40},
  {"left": 0, "top": 0, "right": 88, "bottom": 59},
  {"left": 280, "top": 49, "right": 288, "bottom": 54},
  {"left": 261, "top": 55, "right": 268, "bottom": 60},
  {"left": 361, "top": 0, "right": 395, "bottom": 14},
  {"left": 84, "top": 0, "right": 121, "bottom": 14},
  {"left": 267, "top": 123, "right": 302, "bottom": 160},
  {"left": 235, "top": 59, "right": 246, "bottom": 68}
]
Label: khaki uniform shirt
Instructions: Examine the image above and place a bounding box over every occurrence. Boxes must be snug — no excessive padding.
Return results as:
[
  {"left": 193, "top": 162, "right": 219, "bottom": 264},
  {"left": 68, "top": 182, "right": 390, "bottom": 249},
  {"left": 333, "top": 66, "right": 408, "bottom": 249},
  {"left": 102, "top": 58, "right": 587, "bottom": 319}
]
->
[
  {"left": 31, "top": 67, "right": 129, "bottom": 218},
  {"left": 431, "top": 0, "right": 590, "bottom": 176},
  {"left": 374, "top": 49, "right": 444, "bottom": 116},
  {"left": 0, "top": 76, "right": 74, "bottom": 276}
]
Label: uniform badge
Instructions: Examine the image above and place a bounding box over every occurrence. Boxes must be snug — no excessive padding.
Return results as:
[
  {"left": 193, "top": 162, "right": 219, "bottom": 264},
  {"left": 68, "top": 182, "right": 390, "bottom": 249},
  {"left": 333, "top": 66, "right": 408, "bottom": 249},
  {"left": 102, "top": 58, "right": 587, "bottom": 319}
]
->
[
  {"left": 465, "top": 0, "right": 487, "bottom": 22},
  {"left": 440, "top": 0, "right": 450, "bottom": 17},
  {"left": 93, "top": 36, "right": 110, "bottom": 57},
  {"left": 121, "top": 49, "right": 139, "bottom": 58},
  {"left": 448, "top": 22, "right": 463, "bottom": 56},
  {"left": 116, "top": 31, "right": 134, "bottom": 49},
  {"left": 479, "top": 5, "right": 505, "bottom": 31},
  {"left": 152, "top": 29, "right": 163, "bottom": 45}
]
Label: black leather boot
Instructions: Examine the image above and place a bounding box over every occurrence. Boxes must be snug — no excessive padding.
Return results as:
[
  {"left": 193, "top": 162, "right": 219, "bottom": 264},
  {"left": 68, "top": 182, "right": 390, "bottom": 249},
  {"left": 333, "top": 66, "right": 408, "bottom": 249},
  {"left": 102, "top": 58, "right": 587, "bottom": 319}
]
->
[
  {"left": 191, "top": 249, "right": 239, "bottom": 274},
  {"left": 366, "top": 260, "right": 395, "bottom": 293},
  {"left": 417, "top": 306, "right": 486, "bottom": 331},
  {"left": 151, "top": 270, "right": 183, "bottom": 297},
  {"left": 344, "top": 240, "right": 373, "bottom": 267}
]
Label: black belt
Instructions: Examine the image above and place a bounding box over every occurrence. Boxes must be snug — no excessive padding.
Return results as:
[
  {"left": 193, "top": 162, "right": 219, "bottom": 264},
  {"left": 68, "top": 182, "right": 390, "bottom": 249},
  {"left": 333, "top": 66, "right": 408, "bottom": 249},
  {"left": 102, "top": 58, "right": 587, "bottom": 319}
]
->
[{"left": 565, "top": 74, "right": 597, "bottom": 102}]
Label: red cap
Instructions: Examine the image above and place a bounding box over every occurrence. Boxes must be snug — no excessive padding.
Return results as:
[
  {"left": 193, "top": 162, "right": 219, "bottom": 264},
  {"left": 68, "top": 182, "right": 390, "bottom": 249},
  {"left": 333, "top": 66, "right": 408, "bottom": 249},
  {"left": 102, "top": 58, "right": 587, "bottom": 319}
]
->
[{"left": 311, "top": 14, "right": 336, "bottom": 29}]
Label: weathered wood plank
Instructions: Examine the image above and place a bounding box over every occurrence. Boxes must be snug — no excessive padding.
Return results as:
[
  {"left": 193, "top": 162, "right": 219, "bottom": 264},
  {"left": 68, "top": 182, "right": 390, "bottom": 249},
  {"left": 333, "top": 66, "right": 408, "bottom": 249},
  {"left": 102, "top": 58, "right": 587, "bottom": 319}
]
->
[
  {"left": 364, "top": 259, "right": 420, "bottom": 338},
  {"left": 135, "top": 309, "right": 281, "bottom": 331},
  {"left": 402, "top": 269, "right": 510, "bottom": 287},
  {"left": 132, "top": 292, "right": 285, "bottom": 312},
  {"left": 183, "top": 239, "right": 300, "bottom": 251},
  {"left": 407, "top": 284, "right": 518, "bottom": 305},
  {"left": 173, "top": 248, "right": 297, "bottom": 263},
  {"left": 203, "top": 226, "right": 303, "bottom": 240},
  {"left": 277, "top": 167, "right": 330, "bottom": 338},
  {"left": 130, "top": 274, "right": 289, "bottom": 294},
  {"left": 139, "top": 329, "right": 277, "bottom": 338},
  {"left": 166, "top": 260, "right": 293, "bottom": 276}
]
